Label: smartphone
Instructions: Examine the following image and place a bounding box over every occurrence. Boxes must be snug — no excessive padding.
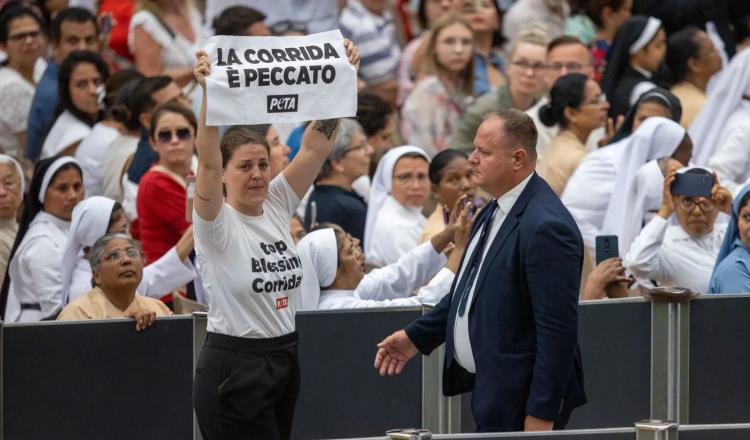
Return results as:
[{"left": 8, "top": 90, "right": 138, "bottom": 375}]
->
[
  {"left": 100, "top": 14, "right": 112, "bottom": 36},
  {"left": 595, "top": 235, "right": 619, "bottom": 265},
  {"left": 671, "top": 173, "right": 713, "bottom": 198}
]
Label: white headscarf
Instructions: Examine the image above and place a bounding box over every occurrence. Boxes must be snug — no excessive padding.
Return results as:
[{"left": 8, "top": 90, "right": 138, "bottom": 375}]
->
[
  {"left": 61, "top": 196, "right": 116, "bottom": 304},
  {"left": 297, "top": 228, "right": 338, "bottom": 310},
  {"left": 0, "top": 154, "right": 25, "bottom": 195},
  {"left": 364, "top": 145, "right": 430, "bottom": 253},
  {"left": 689, "top": 48, "right": 750, "bottom": 166},
  {"left": 600, "top": 117, "right": 687, "bottom": 255}
]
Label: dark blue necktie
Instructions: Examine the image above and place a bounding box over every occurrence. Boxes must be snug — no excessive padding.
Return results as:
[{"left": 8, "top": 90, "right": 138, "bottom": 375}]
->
[{"left": 456, "top": 200, "right": 498, "bottom": 317}]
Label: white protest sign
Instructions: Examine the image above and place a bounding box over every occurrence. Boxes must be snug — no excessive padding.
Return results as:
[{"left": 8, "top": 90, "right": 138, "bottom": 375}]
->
[{"left": 201, "top": 30, "right": 357, "bottom": 126}]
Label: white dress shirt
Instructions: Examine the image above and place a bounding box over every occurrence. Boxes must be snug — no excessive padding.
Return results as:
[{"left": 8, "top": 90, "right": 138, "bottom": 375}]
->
[
  {"left": 624, "top": 216, "right": 726, "bottom": 293},
  {"left": 453, "top": 173, "right": 533, "bottom": 373}
]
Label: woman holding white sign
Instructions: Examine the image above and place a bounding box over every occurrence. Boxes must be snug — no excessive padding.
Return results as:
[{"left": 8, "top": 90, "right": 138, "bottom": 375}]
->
[{"left": 191, "top": 41, "right": 359, "bottom": 440}]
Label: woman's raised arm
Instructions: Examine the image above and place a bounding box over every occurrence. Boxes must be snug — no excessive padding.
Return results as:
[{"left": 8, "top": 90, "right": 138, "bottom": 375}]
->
[
  {"left": 193, "top": 51, "right": 224, "bottom": 221},
  {"left": 282, "top": 40, "right": 360, "bottom": 199}
]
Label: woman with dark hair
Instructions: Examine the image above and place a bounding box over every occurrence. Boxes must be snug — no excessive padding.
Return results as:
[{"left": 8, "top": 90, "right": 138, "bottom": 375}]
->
[
  {"left": 1, "top": 155, "right": 84, "bottom": 322},
  {"left": 191, "top": 42, "right": 360, "bottom": 439},
  {"left": 610, "top": 87, "right": 681, "bottom": 143},
  {"left": 576, "top": 0, "right": 633, "bottom": 82},
  {"left": 242, "top": 123, "right": 292, "bottom": 178},
  {"left": 75, "top": 69, "right": 144, "bottom": 197},
  {"left": 421, "top": 148, "right": 476, "bottom": 243},
  {"left": 537, "top": 73, "right": 609, "bottom": 195},
  {"left": 667, "top": 27, "right": 721, "bottom": 128},
  {"left": 710, "top": 184, "right": 750, "bottom": 293},
  {"left": 41, "top": 50, "right": 109, "bottom": 158},
  {"left": 61, "top": 195, "right": 195, "bottom": 304},
  {"left": 0, "top": 4, "right": 47, "bottom": 158},
  {"left": 136, "top": 101, "right": 195, "bottom": 264},
  {"left": 601, "top": 15, "right": 668, "bottom": 119}
]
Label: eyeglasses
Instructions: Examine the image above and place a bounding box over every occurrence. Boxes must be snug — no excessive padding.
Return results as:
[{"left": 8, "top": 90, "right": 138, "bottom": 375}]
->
[
  {"left": 0, "top": 179, "right": 19, "bottom": 190},
  {"left": 510, "top": 60, "right": 546, "bottom": 74},
  {"left": 394, "top": 173, "right": 429, "bottom": 183},
  {"left": 8, "top": 30, "right": 41, "bottom": 43},
  {"left": 100, "top": 247, "right": 141, "bottom": 263},
  {"left": 270, "top": 20, "right": 308, "bottom": 35},
  {"left": 678, "top": 197, "right": 715, "bottom": 212},
  {"left": 546, "top": 62, "right": 590, "bottom": 73},
  {"left": 157, "top": 128, "right": 193, "bottom": 143}
]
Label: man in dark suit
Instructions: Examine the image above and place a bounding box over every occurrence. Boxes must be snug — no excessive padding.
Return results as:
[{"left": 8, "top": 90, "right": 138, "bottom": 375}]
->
[{"left": 374, "top": 109, "right": 586, "bottom": 432}]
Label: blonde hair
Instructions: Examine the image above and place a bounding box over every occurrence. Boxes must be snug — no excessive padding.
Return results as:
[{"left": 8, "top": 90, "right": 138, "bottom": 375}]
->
[
  {"left": 423, "top": 13, "right": 475, "bottom": 96},
  {"left": 508, "top": 26, "right": 550, "bottom": 59}
]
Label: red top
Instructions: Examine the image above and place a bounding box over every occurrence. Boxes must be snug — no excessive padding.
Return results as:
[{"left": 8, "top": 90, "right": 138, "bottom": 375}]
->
[
  {"left": 136, "top": 169, "right": 190, "bottom": 264},
  {"left": 100, "top": 0, "right": 136, "bottom": 62}
]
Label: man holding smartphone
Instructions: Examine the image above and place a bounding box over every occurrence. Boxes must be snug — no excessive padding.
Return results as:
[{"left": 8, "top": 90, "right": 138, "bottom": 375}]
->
[
  {"left": 374, "top": 110, "right": 586, "bottom": 432},
  {"left": 624, "top": 166, "right": 732, "bottom": 293}
]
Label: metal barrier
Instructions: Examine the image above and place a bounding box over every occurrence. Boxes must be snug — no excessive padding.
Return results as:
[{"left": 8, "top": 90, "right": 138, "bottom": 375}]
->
[{"left": 2, "top": 294, "right": 750, "bottom": 439}]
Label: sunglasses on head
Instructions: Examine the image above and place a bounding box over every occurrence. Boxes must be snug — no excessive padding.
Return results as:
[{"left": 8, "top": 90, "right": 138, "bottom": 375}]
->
[{"left": 157, "top": 128, "right": 193, "bottom": 143}]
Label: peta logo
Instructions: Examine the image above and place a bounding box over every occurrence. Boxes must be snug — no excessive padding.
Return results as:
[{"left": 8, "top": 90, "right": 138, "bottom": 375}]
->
[{"left": 267, "top": 94, "right": 298, "bottom": 113}]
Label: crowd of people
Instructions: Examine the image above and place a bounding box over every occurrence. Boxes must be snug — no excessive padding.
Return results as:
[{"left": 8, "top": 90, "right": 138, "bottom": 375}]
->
[{"left": 0, "top": 0, "right": 750, "bottom": 436}]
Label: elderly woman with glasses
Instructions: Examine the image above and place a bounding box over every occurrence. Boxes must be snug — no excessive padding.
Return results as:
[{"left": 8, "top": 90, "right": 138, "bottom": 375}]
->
[
  {"left": 58, "top": 233, "right": 172, "bottom": 331},
  {"left": 624, "top": 166, "right": 732, "bottom": 293}
]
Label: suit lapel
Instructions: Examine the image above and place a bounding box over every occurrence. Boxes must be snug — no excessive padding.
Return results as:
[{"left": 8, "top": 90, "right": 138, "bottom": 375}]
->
[{"left": 469, "top": 174, "right": 541, "bottom": 310}]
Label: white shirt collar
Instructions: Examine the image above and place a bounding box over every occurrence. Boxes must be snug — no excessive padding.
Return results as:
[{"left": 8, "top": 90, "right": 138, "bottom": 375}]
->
[
  {"left": 495, "top": 172, "right": 534, "bottom": 216},
  {"left": 632, "top": 65, "right": 653, "bottom": 79}
]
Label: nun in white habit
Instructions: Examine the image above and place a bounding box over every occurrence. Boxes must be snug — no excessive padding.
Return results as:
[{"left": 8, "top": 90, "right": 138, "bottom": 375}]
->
[
  {"left": 61, "top": 196, "right": 197, "bottom": 305},
  {"left": 365, "top": 145, "right": 431, "bottom": 267},
  {"left": 297, "top": 227, "right": 455, "bottom": 310},
  {"left": 562, "top": 117, "right": 692, "bottom": 254},
  {"left": 1, "top": 156, "right": 85, "bottom": 322},
  {"left": 689, "top": 49, "right": 750, "bottom": 195}
]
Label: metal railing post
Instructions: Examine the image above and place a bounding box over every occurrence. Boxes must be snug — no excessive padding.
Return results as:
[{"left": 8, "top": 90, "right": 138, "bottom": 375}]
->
[
  {"left": 635, "top": 420, "right": 678, "bottom": 440},
  {"left": 192, "top": 312, "right": 208, "bottom": 440}
]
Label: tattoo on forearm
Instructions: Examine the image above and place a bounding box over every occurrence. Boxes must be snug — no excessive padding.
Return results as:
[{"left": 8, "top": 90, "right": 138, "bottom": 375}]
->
[{"left": 313, "top": 119, "right": 339, "bottom": 140}]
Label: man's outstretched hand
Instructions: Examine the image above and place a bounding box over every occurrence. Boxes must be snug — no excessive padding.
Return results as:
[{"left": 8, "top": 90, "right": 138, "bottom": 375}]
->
[{"left": 374, "top": 330, "right": 418, "bottom": 376}]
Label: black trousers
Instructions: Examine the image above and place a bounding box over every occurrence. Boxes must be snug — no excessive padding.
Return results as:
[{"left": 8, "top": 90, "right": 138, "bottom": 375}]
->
[{"left": 193, "top": 331, "right": 300, "bottom": 440}]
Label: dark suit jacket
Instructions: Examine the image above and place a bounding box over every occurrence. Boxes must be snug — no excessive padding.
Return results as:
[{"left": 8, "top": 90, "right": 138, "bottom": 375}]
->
[{"left": 405, "top": 173, "right": 587, "bottom": 431}]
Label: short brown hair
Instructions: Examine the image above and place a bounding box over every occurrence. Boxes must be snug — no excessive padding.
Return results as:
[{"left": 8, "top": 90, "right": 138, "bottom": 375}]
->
[
  {"left": 219, "top": 126, "right": 270, "bottom": 168},
  {"left": 149, "top": 101, "right": 197, "bottom": 140},
  {"left": 484, "top": 109, "right": 538, "bottom": 160}
]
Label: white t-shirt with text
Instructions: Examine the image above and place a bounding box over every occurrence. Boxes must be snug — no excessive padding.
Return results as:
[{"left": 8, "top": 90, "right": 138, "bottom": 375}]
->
[{"left": 194, "top": 174, "right": 301, "bottom": 338}]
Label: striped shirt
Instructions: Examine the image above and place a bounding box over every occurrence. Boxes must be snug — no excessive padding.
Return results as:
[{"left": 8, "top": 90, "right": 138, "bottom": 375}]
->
[{"left": 339, "top": 0, "right": 401, "bottom": 85}]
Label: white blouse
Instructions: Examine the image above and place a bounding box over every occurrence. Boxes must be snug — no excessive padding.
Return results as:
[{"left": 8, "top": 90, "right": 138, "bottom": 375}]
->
[
  {"left": 708, "top": 100, "right": 750, "bottom": 196},
  {"left": 128, "top": 9, "right": 201, "bottom": 71},
  {"left": 6, "top": 212, "right": 70, "bottom": 322},
  {"left": 0, "top": 58, "right": 46, "bottom": 157},
  {"left": 76, "top": 122, "right": 120, "bottom": 198},
  {"left": 366, "top": 196, "right": 426, "bottom": 268},
  {"left": 41, "top": 110, "right": 91, "bottom": 159}
]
